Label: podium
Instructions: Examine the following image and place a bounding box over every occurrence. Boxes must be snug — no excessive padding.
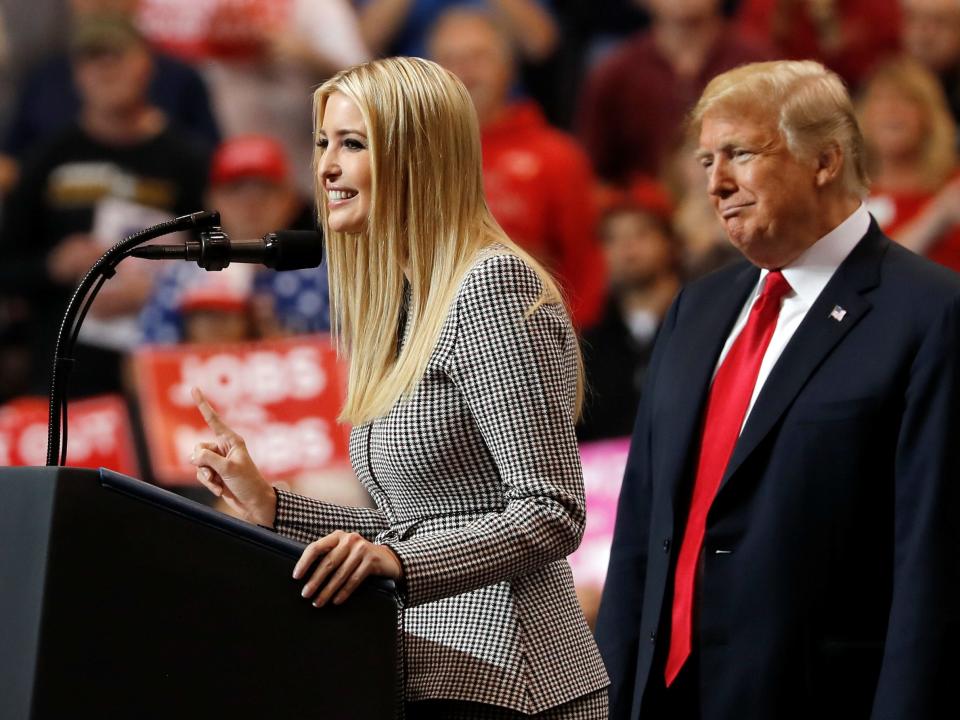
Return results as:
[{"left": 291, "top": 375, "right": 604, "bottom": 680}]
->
[{"left": 0, "top": 467, "right": 400, "bottom": 719}]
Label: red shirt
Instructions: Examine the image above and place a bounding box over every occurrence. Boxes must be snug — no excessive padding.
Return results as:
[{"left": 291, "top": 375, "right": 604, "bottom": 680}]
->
[
  {"left": 576, "top": 27, "right": 774, "bottom": 183},
  {"left": 482, "top": 102, "right": 606, "bottom": 327},
  {"left": 737, "top": 0, "right": 900, "bottom": 87},
  {"left": 866, "top": 188, "right": 960, "bottom": 273}
]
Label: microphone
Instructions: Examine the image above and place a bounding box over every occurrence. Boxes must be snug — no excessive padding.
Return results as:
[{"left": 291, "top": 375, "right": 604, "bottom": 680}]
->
[{"left": 131, "top": 228, "right": 324, "bottom": 271}]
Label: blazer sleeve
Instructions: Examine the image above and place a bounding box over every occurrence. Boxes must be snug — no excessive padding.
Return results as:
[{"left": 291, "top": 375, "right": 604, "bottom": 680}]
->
[
  {"left": 381, "top": 253, "right": 587, "bottom": 608},
  {"left": 594, "top": 288, "right": 681, "bottom": 719},
  {"left": 871, "top": 292, "right": 960, "bottom": 719},
  {"left": 273, "top": 489, "right": 389, "bottom": 544}
]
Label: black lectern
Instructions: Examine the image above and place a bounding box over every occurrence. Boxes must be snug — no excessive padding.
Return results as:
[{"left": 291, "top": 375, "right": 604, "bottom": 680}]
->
[{"left": 0, "top": 467, "right": 400, "bottom": 719}]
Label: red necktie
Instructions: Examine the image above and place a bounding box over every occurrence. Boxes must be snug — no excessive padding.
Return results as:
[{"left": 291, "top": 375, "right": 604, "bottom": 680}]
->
[{"left": 664, "top": 270, "right": 792, "bottom": 686}]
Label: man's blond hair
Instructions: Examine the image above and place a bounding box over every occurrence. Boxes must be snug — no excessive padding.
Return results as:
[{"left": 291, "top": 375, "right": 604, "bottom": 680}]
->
[{"left": 690, "top": 60, "right": 869, "bottom": 196}]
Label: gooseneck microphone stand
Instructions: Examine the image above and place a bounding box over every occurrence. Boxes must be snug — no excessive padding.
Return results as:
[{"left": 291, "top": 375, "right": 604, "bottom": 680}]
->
[{"left": 45, "top": 210, "right": 222, "bottom": 467}]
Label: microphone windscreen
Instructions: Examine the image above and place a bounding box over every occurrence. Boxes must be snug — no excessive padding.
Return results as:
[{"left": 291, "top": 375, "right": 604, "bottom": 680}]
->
[{"left": 268, "top": 230, "right": 324, "bottom": 270}]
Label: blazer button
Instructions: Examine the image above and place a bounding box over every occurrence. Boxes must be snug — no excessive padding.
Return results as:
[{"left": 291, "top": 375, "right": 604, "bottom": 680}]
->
[
  {"left": 649, "top": 630, "right": 657, "bottom": 644},
  {"left": 663, "top": 537, "right": 671, "bottom": 552}
]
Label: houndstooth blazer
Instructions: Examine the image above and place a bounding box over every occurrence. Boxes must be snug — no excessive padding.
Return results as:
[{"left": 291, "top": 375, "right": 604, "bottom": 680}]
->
[{"left": 273, "top": 248, "right": 610, "bottom": 714}]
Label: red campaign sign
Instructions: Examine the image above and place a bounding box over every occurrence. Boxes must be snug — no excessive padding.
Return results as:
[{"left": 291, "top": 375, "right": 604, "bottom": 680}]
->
[
  {"left": 137, "top": 0, "right": 290, "bottom": 61},
  {"left": 132, "top": 335, "right": 350, "bottom": 486},
  {"left": 0, "top": 395, "right": 139, "bottom": 476}
]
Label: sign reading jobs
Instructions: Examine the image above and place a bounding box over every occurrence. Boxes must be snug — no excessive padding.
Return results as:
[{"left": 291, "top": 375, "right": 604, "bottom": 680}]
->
[{"left": 133, "top": 335, "right": 350, "bottom": 486}]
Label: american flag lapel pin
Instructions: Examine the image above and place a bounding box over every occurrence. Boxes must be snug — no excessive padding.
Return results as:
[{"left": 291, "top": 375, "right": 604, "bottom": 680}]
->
[{"left": 829, "top": 305, "right": 847, "bottom": 322}]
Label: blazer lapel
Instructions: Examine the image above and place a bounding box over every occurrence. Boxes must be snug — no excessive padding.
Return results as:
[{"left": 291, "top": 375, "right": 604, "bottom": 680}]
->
[
  {"left": 718, "top": 225, "right": 887, "bottom": 492},
  {"left": 660, "top": 263, "right": 759, "bottom": 507}
]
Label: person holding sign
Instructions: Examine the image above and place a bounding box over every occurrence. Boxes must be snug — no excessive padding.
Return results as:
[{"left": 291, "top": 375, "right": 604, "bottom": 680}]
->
[{"left": 189, "top": 56, "right": 608, "bottom": 718}]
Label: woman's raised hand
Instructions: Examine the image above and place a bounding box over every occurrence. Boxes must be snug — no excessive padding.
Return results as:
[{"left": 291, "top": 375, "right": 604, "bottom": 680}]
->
[{"left": 189, "top": 386, "right": 277, "bottom": 527}]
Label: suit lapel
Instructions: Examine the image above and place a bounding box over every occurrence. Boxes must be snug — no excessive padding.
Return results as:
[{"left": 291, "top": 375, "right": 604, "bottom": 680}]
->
[
  {"left": 718, "top": 226, "right": 887, "bottom": 491},
  {"left": 661, "top": 264, "right": 759, "bottom": 507}
]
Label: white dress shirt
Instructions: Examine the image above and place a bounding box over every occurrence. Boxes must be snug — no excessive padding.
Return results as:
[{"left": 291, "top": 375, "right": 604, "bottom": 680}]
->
[{"left": 715, "top": 204, "right": 871, "bottom": 431}]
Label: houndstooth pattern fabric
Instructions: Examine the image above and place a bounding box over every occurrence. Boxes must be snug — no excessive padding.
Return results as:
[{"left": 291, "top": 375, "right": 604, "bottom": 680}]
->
[
  {"left": 274, "top": 249, "right": 609, "bottom": 714},
  {"left": 406, "top": 686, "right": 608, "bottom": 719},
  {"left": 273, "top": 486, "right": 388, "bottom": 544}
]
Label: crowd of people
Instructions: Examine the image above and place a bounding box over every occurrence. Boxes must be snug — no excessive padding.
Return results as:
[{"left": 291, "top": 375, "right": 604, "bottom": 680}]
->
[
  {"left": 2, "top": 0, "right": 960, "bottom": 451},
  {"left": 2, "top": 4, "right": 957, "bottom": 716}
]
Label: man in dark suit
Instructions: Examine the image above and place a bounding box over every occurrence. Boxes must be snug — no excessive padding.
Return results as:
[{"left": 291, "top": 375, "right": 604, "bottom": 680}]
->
[{"left": 596, "top": 59, "right": 960, "bottom": 720}]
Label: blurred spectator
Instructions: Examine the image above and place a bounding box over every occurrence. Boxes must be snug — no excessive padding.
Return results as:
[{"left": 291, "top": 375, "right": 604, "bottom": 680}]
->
[
  {"left": 0, "top": 12, "right": 209, "bottom": 397},
  {"left": 430, "top": 7, "right": 606, "bottom": 326},
  {"left": 137, "top": 0, "right": 368, "bottom": 197},
  {"left": 859, "top": 56, "right": 960, "bottom": 271},
  {"left": 0, "top": 305, "right": 31, "bottom": 403},
  {"left": 563, "top": 0, "right": 741, "bottom": 64},
  {"left": 360, "top": 0, "right": 558, "bottom": 61},
  {"left": 0, "top": 0, "right": 69, "bottom": 138},
  {"left": 0, "top": 2, "right": 26, "bottom": 398},
  {"left": 1, "top": 0, "right": 219, "bottom": 192},
  {"left": 0, "top": 5, "right": 11, "bottom": 203},
  {"left": 140, "top": 135, "right": 329, "bottom": 345},
  {"left": 528, "top": 0, "right": 651, "bottom": 129},
  {"left": 360, "top": 0, "right": 561, "bottom": 128},
  {"left": 577, "top": 0, "right": 774, "bottom": 183},
  {"left": 577, "top": 179, "right": 680, "bottom": 442},
  {"left": 561, "top": 0, "right": 650, "bottom": 65},
  {"left": 736, "top": 0, "right": 901, "bottom": 87},
  {"left": 901, "top": 0, "right": 960, "bottom": 125},
  {"left": 0, "top": 8, "right": 9, "bottom": 127},
  {"left": 177, "top": 269, "right": 257, "bottom": 345}
]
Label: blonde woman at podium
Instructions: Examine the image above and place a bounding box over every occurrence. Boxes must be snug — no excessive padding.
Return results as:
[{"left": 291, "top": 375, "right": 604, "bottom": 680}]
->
[{"left": 189, "top": 56, "right": 609, "bottom": 718}]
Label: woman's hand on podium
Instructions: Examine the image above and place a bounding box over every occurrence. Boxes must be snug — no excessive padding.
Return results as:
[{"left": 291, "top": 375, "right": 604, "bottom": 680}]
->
[
  {"left": 293, "top": 530, "right": 403, "bottom": 607},
  {"left": 189, "top": 386, "right": 277, "bottom": 527}
]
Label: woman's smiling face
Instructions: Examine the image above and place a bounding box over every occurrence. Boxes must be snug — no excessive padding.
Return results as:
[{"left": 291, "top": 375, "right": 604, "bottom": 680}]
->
[{"left": 316, "top": 92, "right": 372, "bottom": 234}]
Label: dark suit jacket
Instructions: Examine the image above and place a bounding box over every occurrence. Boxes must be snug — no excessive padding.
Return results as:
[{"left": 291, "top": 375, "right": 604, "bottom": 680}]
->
[{"left": 596, "top": 223, "right": 960, "bottom": 720}]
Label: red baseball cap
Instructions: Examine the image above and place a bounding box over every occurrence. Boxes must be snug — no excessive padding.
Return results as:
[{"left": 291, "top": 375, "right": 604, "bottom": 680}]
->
[
  {"left": 209, "top": 135, "right": 289, "bottom": 186},
  {"left": 178, "top": 267, "right": 253, "bottom": 314},
  {"left": 598, "top": 176, "right": 674, "bottom": 223}
]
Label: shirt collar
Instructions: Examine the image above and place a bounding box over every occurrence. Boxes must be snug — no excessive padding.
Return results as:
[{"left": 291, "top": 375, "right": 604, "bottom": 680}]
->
[{"left": 759, "top": 203, "right": 870, "bottom": 308}]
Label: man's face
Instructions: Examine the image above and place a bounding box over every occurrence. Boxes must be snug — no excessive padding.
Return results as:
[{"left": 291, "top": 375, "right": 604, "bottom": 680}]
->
[
  {"left": 602, "top": 210, "right": 675, "bottom": 292},
  {"left": 697, "top": 110, "right": 821, "bottom": 268},
  {"left": 73, "top": 44, "right": 152, "bottom": 115},
  {"left": 430, "top": 14, "right": 513, "bottom": 125},
  {"left": 208, "top": 179, "right": 297, "bottom": 240},
  {"left": 903, "top": 0, "right": 960, "bottom": 73},
  {"left": 184, "top": 309, "right": 251, "bottom": 345}
]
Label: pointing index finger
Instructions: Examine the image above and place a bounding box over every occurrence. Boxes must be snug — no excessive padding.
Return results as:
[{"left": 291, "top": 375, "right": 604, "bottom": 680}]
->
[{"left": 191, "top": 387, "right": 231, "bottom": 437}]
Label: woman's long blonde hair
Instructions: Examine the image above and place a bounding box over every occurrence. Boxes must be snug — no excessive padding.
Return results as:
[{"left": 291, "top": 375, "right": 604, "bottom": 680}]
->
[{"left": 314, "top": 57, "right": 581, "bottom": 425}]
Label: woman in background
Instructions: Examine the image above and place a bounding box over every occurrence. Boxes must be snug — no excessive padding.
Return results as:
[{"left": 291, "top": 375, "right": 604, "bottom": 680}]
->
[
  {"left": 858, "top": 55, "right": 960, "bottom": 271},
  {"left": 189, "top": 56, "right": 608, "bottom": 718}
]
